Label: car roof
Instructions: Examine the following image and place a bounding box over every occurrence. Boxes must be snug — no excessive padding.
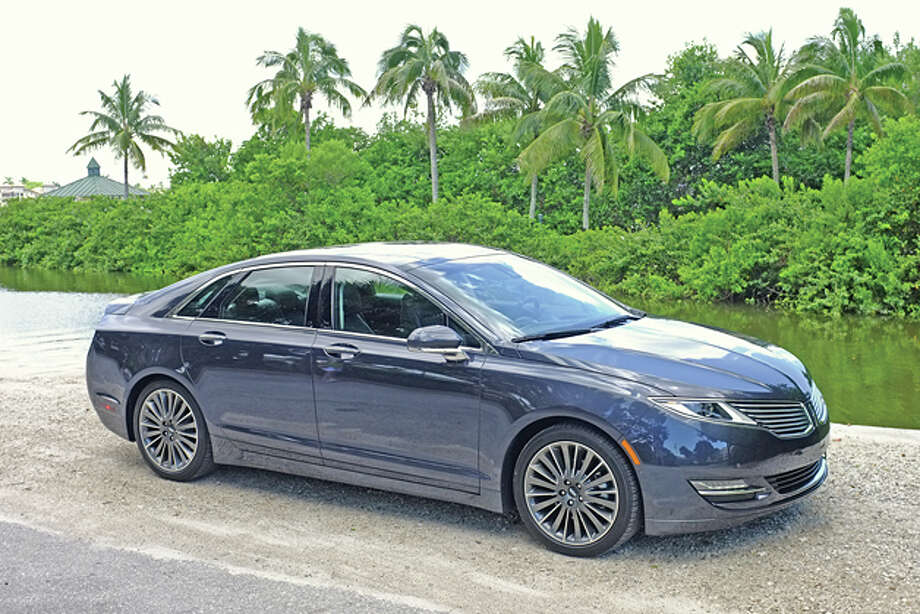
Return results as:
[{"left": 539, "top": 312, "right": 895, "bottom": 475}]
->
[
  {"left": 235, "top": 242, "right": 508, "bottom": 270},
  {"left": 128, "top": 243, "right": 512, "bottom": 321}
]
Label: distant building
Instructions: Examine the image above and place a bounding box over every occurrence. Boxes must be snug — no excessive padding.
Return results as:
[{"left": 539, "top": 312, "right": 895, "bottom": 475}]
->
[
  {"left": 0, "top": 181, "right": 60, "bottom": 205},
  {"left": 43, "top": 158, "right": 147, "bottom": 199}
]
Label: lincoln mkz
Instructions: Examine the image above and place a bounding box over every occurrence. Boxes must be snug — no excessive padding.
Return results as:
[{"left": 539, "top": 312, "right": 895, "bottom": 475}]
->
[{"left": 87, "top": 243, "right": 829, "bottom": 556}]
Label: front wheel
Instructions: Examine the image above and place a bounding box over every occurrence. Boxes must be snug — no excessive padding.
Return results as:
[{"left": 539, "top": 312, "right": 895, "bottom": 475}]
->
[
  {"left": 513, "top": 423, "right": 641, "bottom": 556},
  {"left": 134, "top": 380, "right": 215, "bottom": 481}
]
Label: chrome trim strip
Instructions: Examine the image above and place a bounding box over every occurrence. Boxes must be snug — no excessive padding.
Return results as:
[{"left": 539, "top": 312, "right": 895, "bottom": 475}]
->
[
  {"left": 327, "top": 263, "right": 489, "bottom": 351},
  {"left": 167, "top": 260, "right": 492, "bottom": 351},
  {"left": 167, "top": 261, "right": 319, "bottom": 318},
  {"left": 694, "top": 487, "right": 768, "bottom": 497},
  {"left": 173, "top": 314, "right": 317, "bottom": 333},
  {"left": 649, "top": 397, "right": 816, "bottom": 438},
  {"left": 775, "top": 457, "right": 827, "bottom": 498}
]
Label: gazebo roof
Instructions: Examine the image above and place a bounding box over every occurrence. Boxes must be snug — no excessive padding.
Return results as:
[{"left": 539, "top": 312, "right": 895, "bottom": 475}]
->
[{"left": 44, "top": 158, "right": 147, "bottom": 198}]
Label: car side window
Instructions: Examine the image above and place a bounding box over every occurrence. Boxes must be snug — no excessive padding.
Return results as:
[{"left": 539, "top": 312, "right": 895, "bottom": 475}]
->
[
  {"left": 214, "top": 267, "right": 313, "bottom": 326},
  {"left": 333, "top": 268, "right": 480, "bottom": 347},
  {"left": 176, "top": 276, "right": 233, "bottom": 317}
]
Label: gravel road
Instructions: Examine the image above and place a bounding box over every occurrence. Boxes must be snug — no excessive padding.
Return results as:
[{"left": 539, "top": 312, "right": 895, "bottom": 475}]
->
[{"left": 0, "top": 375, "right": 917, "bottom": 613}]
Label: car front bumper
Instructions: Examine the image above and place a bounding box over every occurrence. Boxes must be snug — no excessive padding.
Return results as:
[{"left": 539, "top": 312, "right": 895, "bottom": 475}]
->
[{"left": 636, "top": 423, "right": 830, "bottom": 536}]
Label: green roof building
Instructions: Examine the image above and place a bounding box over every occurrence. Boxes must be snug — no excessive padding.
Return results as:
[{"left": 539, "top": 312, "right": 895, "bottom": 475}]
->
[{"left": 44, "top": 158, "right": 147, "bottom": 198}]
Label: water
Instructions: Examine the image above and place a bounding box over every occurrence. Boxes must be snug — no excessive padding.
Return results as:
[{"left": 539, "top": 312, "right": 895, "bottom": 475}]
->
[
  {"left": 0, "top": 267, "right": 173, "bottom": 378},
  {"left": 0, "top": 267, "right": 917, "bottom": 429}
]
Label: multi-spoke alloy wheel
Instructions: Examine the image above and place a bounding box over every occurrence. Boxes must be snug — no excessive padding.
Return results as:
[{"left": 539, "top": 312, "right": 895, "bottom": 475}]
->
[
  {"left": 524, "top": 441, "right": 618, "bottom": 545},
  {"left": 134, "top": 381, "right": 214, "bottom": 481},
  {"left": 514, "top": 424, "right": 641, "bottom": 557},
  {"left": 139, "top": 388, "right": 199, "bottom": 472}
]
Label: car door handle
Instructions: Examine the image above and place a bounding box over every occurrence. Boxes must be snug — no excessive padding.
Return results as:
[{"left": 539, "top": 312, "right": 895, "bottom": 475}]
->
[
  {"left": 322, "top": 343, "right": 360, "bottom": 360},
  {"left": 198, "top": 331, "right": 227, "bottom": 347}
]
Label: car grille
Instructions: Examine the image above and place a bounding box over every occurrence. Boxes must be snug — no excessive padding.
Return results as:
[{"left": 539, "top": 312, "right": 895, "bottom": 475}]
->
[
  {"left": 806, "top": 385, "right": 828, "bottom": 423},
  {"left": 728, "top": 401, "right": 814, "bottom": 439},
  {"left": 766, "top": 459, "right": 825, "bottom": 494}
]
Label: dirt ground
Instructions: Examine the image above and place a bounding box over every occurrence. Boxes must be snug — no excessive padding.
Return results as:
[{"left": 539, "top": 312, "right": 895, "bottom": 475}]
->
[{"left": 0, "top": 375, "right": 918, "bottom": 613}]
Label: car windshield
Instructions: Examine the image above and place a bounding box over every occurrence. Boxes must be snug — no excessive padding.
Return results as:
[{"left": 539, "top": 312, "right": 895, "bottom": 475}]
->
[{"left": 412, "top": 254, "right": 631, "bottom": 340}]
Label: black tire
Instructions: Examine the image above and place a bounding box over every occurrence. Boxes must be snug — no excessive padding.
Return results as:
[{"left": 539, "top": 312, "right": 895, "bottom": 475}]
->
[
  {"left": 513, "top": 423, "right": 642, "bottom": 557},
  {"left": 133, "top": 379, "right": 215, "bottom": 481}
]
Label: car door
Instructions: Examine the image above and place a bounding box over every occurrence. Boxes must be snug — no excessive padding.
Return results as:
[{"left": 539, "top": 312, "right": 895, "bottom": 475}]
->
[
  {"left": 312, "top": 265, "right": 484, "bottom": 493},
  {"left": 179, "top": 265, "right": 322, "bottom": 462}
]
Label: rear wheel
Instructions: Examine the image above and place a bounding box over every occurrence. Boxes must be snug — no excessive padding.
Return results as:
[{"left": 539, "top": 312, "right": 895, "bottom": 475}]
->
[
  {"left": 134, "top": 380, "right": 215, "bottom": 481},
  {"left": 513, "top": 423, "right": 641, "bottom": 556}
]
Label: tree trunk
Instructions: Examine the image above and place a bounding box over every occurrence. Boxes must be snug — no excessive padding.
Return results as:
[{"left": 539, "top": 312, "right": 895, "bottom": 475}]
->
[
  {"left": 767, "top": 111, "right": 779, "bottom": 186},
  {"left": 529, "top": 175, "right": 537, "bottom": 220},
  {"left": 302, "top": 94, "right": 312, "bottom": 155},
  {"left": 426, "top": 91, "right": 439, "bottom": 202},
  {"left": 844, "top": 118, "right": 854, "bottom": 182},
  {"left": 123, "top": 156, "right": 129, "bottom": 198},
  {"left": 582, "top": 167, "right": 591, "bottom": 231}
]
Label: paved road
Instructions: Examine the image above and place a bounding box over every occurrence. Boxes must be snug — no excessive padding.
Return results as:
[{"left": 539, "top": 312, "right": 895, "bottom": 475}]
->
[{"left": 0, "top": 521, "right": 429, "bottom": 613}]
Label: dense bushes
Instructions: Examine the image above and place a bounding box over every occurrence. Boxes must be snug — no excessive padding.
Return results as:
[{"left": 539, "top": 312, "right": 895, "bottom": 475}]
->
[{"left": 1, "top": 117, "right": 918, "bottom": 317}]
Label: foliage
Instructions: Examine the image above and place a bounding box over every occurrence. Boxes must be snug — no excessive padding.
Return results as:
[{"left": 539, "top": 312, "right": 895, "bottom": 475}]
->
[
  {"left": 692, "top": 30, "right": 801, "bottom": 184},
  {"left": 247, "top": 28, "right": 366, "bottom": 149},
  {"left": 3, "top": 124, "right": 919, "bottom": 318},
  {"left": 518, "top": 18, "right": 669, "bottom": 230},
  {"left": 168, "top": 134, "right": 232, "bottom": 186},
  {"left": 6, "top": 10, "right": 920, "bottom": 322},
  {"left": 67, "top": 74, "right": 178, "bottom": 195},
  {"left": 473, "top": 36, "right": 556, "bottom": 218},
  {"left": 370, "top": 24, "right": 475, "bottom": 202},
  {"left": 785, "top": 8, "right": 912, "bottom": 179}
]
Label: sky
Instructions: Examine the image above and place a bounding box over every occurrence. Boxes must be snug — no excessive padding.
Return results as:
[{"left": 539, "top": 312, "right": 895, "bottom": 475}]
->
[{"left": 1, "top": 0, "right": 917, "bottom": 188}]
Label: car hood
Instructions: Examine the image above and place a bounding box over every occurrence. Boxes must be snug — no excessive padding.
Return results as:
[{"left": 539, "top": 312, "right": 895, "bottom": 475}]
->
[{"left": 517, "top": 316, "right": 811, "bottom": 399}]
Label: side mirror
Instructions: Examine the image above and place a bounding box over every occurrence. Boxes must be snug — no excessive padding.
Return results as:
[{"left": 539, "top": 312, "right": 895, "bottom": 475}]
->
[{"left": 407, "top": 325, "right": 468, "bottom": 362}]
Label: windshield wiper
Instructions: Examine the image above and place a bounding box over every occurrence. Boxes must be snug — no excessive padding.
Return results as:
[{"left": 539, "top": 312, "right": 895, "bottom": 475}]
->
[
  {"left": 591, "top": 314, "right": 644, "bottom": 329},
  {"left": 512, "top": 314, "right": 644, "bottom": 344},
  {"left": 511, "top": 328, "right": 596, "bottom": 343}
]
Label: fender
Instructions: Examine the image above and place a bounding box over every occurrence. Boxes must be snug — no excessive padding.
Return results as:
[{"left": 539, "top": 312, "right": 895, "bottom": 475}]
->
[{"left": 122, "top": 365, "right": 199, "bottom": 441}]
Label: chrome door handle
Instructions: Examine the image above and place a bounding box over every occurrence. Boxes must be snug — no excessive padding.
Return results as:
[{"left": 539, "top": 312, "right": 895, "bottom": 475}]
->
[
  {"left": 322, "top": 343, "right": 360, "bottom": 360},
  {"left": 198, "top": 332, "right": 226, "bottom": 347}
]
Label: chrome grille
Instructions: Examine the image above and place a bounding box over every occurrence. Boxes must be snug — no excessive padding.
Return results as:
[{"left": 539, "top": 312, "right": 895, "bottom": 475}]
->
[
  {"left": 767, "top": 458, "right": 825, "bottom": 494},
  {"left": 728, "top": 400, "right": 814, "bottom": 439},
  {"left": 807, "top": 385, "right": 828, "bottom": 423}
]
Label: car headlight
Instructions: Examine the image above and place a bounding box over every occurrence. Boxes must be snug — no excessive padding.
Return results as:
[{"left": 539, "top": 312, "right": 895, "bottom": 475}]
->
[
  {"left": 809, "top": 385, "right": 828, "bottom": 424},
  {"left": 649, "top": 398, "right": 757, "bottom": 425}
]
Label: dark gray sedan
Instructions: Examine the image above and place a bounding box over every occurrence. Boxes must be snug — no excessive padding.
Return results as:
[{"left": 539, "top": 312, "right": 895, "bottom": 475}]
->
[{"left": 87, "top": 243, "right": 828, "bottom": 556}]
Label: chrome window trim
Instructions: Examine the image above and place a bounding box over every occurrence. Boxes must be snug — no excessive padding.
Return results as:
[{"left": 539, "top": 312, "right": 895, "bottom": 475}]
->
[
  {"left": 327, "top": 263, "right": 491, "bottom": 351},
  {"left": 167, "top": 261, "right": 319, "bottom": 319},
  {"left": 171, "top": 314, "right": 318, "bottom": 333},
  {"left": 166, "top": 260, "right": 493, "bottom": 351}
]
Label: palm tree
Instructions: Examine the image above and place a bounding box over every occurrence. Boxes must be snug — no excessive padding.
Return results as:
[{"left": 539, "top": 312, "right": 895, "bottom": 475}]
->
[
  {"left": 68, "top": 75, "right": 177, "bottom": 197},
  {"left": 371, "top": 25, "right": 475, "bottom": 202},
  {"left": 248, "top": 28, "right": 366, "bottom": 153},
  {"left": 692, "top": 30, "right": 797, "bottom": 185},
  {"left": 518, "top": 18, "right": 669, "bottom": 230},
  {"left": 784, "top": 8, "right": 911, "bottom": 181},
  {"left": 474, "top": 37, "right": 559, "bottom": 219}
]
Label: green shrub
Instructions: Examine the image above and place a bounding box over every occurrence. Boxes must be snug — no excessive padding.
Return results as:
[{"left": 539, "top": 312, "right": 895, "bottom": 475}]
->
[{"left": 1, "top": 125, "right": 918, "bottom": 319}]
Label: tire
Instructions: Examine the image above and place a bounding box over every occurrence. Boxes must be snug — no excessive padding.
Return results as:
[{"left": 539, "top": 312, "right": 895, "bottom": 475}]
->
[
  {"left": 513, "top": 423, "right": 642, "bottom": 557},
  {"left": 133, "top": 380, "right": 215, "bottom": 481}
]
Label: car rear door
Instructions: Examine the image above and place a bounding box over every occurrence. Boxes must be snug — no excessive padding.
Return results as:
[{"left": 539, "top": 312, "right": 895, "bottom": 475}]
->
[
  {"left": 178, "top": 265, "right": 322, "bottom": 463},
  {"left": 311, "top": 265, "right": 484, "bottom": 493}
]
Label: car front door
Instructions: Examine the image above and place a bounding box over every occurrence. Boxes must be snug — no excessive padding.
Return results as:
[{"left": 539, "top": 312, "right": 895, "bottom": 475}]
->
[
  {"left": 179, "top": 265, "right": 321, "bottom": 463},
  {"left": 312, "top": 266, "right": 484, "bottom": 493}
]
